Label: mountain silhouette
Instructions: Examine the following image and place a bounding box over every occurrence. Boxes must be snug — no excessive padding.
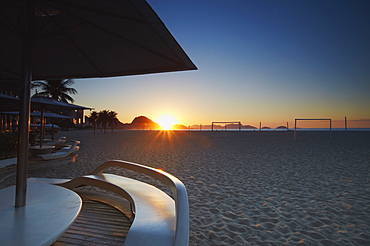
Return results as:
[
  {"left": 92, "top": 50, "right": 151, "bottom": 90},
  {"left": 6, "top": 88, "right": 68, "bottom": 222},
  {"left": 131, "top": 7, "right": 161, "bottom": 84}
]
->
[
  {"left": 131, "top": 116, "right": 155, "bottom": 124},
  {"left": 123, "top": 115, "right": 160, "bottom": 130}
]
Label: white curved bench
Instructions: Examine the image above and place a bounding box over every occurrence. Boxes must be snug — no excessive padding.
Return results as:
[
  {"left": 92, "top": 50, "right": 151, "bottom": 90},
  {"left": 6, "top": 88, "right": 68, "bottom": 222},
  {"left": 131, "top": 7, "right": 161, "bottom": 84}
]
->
[
  {"left": 43, "top": 136, "right": 67, "bottom": 149},
  {"left": 38, "top": 141, "right": 80, "bottom": 160},
  {"left": 30, "top": 160, "right": 189, "bottom": 246}
]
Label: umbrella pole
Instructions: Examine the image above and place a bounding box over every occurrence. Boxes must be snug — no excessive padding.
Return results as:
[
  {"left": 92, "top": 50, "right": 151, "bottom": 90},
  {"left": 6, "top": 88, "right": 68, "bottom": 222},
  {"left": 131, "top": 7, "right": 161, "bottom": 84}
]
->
[
  {"left": 51, "top": 120, "right": 55, "bottom": 140},
  {"left": 40, "top": 109, "right": 44, "bottom": 147},
  {"left": 15, "top": 2, "right": 34, "bottom": 207}
]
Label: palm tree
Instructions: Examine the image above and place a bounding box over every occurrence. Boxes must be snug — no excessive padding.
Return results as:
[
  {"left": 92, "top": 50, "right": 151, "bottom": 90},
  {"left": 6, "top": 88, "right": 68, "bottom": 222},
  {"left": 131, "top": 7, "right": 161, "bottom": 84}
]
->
[
  {"left": 98, "top": 110, "right": 109, "bottom": 133},
  {"left": 88, "top": 111, "right": 99, "bottom": 134},
  {"left": 32, "top": 79, "right": 77, "bottom": 103},
  {"left": 107, "top": 111, "right": 118, "bottom": 133}
]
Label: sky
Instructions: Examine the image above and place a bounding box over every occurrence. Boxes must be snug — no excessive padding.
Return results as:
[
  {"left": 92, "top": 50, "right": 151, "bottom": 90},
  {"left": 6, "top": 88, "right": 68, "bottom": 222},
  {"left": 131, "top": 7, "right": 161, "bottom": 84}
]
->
[{"left": 71, "top": 0, "right": 370, "bottom": 128}]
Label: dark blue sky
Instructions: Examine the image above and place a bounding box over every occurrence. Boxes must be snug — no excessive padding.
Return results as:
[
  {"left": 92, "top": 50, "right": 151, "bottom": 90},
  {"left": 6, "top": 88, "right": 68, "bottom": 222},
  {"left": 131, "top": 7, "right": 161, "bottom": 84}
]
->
[{"left": 75, "top": 0, "right": 370, "bottom": 127}]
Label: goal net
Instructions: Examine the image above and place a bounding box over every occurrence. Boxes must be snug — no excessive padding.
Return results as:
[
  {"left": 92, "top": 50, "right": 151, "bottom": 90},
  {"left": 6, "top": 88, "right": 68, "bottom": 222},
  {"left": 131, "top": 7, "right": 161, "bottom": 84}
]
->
[
  {"left": 294, "top": 118, "right": 332, "bottom": 139},
  {"left": 211, "top": 122, "right": 241, "bottom": 131}
]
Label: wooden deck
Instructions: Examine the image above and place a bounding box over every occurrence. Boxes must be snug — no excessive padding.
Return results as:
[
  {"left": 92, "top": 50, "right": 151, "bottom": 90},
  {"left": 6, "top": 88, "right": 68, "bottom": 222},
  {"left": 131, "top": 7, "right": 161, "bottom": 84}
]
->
[{"left": 53, "top": 191, "right": 132, "bottom": 246}]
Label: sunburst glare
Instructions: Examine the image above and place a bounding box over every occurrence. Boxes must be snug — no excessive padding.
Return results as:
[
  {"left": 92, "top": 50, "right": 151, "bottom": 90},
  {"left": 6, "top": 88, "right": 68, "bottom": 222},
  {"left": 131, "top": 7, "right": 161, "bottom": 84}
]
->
[{"left": 156, "top": 114, "right": 178, "bottom": 130}]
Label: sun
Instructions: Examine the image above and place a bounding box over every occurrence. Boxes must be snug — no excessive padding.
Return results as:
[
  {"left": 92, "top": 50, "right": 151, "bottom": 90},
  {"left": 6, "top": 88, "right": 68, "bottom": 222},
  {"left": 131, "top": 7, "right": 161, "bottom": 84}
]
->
[{"left": 156, "top": 114, "right": 178, "bottom": 130}]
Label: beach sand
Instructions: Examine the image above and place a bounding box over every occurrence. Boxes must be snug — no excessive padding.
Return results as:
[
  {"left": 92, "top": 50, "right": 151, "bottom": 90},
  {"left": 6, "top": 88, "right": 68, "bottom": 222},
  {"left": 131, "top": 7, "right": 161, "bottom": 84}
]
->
[{"left": 2, "top": 130, "right": 370, "bottom": 245}]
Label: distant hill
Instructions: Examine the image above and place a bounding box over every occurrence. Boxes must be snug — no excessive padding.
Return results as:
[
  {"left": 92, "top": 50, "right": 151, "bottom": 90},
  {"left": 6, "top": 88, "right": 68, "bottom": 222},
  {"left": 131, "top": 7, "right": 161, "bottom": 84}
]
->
[
  {"left": 225, "top": 123, "right": 241, "bottom": 129},
  {"left": 172, "top": 124, "right": 187, "bottom": 130},
  {"left": 242, "top": 124, "right": 257, "bottom": 129},
  {"left": 121, "top": 115, "right": 161, "bottom": 130},
  {"left": 276, "top": 126, "right": 287, "bottom": 129},
  {"left": 131, "top": 116, "right": 155, "bottom": 124}
]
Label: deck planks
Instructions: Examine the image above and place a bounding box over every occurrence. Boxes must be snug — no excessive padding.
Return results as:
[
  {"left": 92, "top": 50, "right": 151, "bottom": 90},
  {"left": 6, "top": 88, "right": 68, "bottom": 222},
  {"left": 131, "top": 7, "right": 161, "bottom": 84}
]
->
[{"left": 53, "top": 194, "right": 132, "bottom": 246}]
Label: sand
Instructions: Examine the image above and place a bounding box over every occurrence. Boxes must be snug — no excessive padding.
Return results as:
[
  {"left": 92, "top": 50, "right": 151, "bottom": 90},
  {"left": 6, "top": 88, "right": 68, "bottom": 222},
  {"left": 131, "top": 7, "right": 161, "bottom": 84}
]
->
[{"left": 1, "top": 130, "right": 370, "bottom": 245}]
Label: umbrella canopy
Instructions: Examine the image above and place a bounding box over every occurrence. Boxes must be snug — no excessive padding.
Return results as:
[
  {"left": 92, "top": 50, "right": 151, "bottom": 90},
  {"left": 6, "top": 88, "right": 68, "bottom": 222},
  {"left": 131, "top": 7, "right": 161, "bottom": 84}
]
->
[
  {"left": 0, "top": 0, "right": 197, "bottom": 208},
  {"left": 0, "top": 0, "right": 197, "bottom": 81},
  {"left": 0, "top": 94, "right": 92, "bottom": 111},
  {"left": 31, "top": 96, "right": 92, "bottom": 111},
  {"left": 30, "top": 97, "right": 92, "bottom": 147},
  {"left": 31, "top": 124, "right": 60, "bottom": 128},
  {"left": 0, "top": 111, "right": 71, "bottom": 119},
  {"left": 0, "top": 94, "right": 93, "bottom": 111},
  {"left": 0, "top": 93, "right": 20, "bottom": 111},
  {"left": 1, "top": 95, "right": 91, "bottom": 146}
]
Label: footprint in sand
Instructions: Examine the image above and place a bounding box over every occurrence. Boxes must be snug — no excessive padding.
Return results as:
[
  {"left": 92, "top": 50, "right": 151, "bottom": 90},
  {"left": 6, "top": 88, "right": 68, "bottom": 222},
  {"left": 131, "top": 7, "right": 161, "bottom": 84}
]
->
[
  {"left": 223, "top": 211, "right": 239, "bottom": 220},
  {"left": 301, "top": 231, "right": 326, "bottom": 240},
  {"left": 262, "top": 222, "right": 277, "bottom": 230}
]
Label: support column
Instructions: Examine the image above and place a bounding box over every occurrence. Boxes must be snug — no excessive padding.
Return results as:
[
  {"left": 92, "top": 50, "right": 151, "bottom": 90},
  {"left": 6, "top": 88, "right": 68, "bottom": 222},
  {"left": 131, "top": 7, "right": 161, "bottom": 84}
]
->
[{"left": 15, "top": 1, "right": 34, "bottom": 207}]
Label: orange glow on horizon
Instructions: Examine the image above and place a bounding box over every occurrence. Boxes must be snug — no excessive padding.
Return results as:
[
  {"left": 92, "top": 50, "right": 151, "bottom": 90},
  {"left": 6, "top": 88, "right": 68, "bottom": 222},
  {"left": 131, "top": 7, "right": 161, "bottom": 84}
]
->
[{"left": 155, "top": 114, "right": 178, "bottom": 130}]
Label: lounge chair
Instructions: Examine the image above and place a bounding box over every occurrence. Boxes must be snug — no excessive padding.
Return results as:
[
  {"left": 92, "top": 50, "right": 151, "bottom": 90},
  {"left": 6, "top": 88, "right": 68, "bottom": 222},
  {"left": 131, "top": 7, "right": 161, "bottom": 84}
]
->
[
  {"left": 29, "top": 160, "right": 189, "bottom": 246},
  {"left": 38, "top": 141, "right": 80, "bottom": 160},
  {"left": 43, "top": 136, "right": 67, "bottom": 149}
]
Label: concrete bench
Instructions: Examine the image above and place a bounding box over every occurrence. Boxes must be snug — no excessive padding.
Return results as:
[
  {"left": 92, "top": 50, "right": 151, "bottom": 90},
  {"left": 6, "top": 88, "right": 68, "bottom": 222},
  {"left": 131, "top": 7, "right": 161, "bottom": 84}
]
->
[
  {"left": 30, "top": 160, "right": 189, "bottom": 246},
  {"left": 0, "top": 182, "right": 81, "bottom": 246}
]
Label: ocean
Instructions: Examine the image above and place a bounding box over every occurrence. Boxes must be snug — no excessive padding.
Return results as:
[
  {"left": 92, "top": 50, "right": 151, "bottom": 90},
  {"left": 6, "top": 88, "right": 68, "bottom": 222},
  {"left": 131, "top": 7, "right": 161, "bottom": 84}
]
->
[{"left": 187, "top": 128, "right": 370, "bottom": 131}]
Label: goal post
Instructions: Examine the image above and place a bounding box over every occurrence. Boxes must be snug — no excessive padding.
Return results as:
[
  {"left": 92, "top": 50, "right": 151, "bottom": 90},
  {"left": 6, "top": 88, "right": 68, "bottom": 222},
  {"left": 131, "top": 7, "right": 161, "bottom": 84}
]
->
[
  {"left": 211, "top": 122, "right": 241, "bottom": 131},
  {"left": 294, "top": 119, "right": 332, "bottom": 140}
]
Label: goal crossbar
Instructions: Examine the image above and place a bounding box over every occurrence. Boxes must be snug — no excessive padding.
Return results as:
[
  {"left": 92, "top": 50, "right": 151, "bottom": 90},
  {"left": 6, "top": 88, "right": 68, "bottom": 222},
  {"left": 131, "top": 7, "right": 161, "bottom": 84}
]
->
[
  {"left": 294, "top": 119, "right": 332, "bottom": 140},
  {"left": 212, "top": 121, "right": 241, "bottom": 131}
]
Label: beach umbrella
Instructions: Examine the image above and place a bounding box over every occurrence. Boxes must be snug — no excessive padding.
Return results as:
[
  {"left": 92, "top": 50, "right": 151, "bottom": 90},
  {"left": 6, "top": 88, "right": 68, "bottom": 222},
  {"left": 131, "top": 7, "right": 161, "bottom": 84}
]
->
[
  {"left": 31, "top": 124, "right": 61, "bottom": 128},
  {"left": 0, "top": 95, "right": 92, "bottom": 145},
  {"left": 0, "top": 93, "right": 20, "bottom": 111},
  {"left": 0, "top": 0, "right": 197, "bottom": 207},
  {"left": 0, "top": 111, "right": 71, "bottom": 119},
  {"left": 0, "top": 94, "right": 91, "bottom": 112},
  {"left": 0, "top": 1, "right": 196, "bottom": 81},
  {"left": 33, "top": 111, "right": 71, "bottom": 119},
  {"left": 1, "top": 110, "right": 69, "bottom": 140},
  {"left": 30, "top": 97, "right": 92, "bottom": 146},
  {"left": 31, "top": 97, "right": 92, "bottom": 111}
]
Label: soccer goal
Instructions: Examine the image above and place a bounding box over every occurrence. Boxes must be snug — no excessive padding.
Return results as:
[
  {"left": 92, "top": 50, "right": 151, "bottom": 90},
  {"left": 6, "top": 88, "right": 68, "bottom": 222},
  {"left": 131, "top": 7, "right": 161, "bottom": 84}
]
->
[
  {"left": 294, "top": 118, "right": 332, "bottom": 140},
  {"left": 211, "top": 122, "right": 241, "bottom": 131}
]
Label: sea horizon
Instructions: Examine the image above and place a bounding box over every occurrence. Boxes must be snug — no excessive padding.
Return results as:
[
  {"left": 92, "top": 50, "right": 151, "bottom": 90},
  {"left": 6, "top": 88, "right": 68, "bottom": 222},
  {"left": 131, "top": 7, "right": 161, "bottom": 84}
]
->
[{"left": 183, "top": 128, "right": 370, "bottom": 132}]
